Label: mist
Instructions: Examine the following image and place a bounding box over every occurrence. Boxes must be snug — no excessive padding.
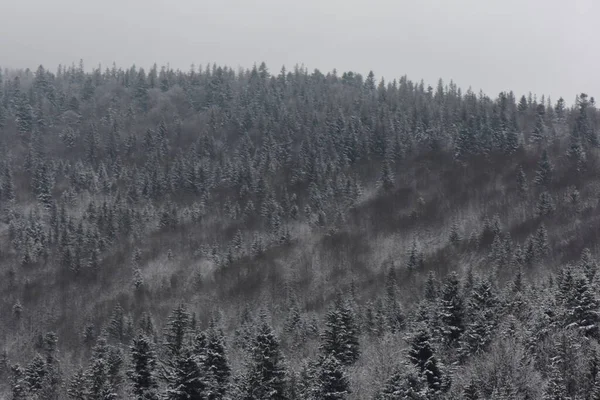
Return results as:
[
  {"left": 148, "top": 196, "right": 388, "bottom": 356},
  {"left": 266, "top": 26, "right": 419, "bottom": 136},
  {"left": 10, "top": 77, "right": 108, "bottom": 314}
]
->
[{"left": 2, "top": 0, "right": 598, "bottom": 101}]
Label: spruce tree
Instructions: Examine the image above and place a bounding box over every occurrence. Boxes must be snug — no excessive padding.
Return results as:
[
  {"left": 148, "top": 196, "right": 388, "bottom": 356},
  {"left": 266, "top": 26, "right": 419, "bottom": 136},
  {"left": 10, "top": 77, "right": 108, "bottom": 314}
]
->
[
  {"left": 127, "top": 334, "right": 159, "bottom": 400},
  {"left": 516, "top": 166, "right": 528, "bottom": 198},
  {"left": 580, "top": 248, "right": 597, "bottom": 284},
  {"left": 164, "top": 348, "right": 209, "bottom": 400},
  {"left": 565, "top": 276, "right": 599, "bottom": 338},
  {"left": 320, "top": 298, "right": 360, "bottom": 366},
  {"left": 164, "top": 304, "right": 190, "bottom": 358},
  {"left": 310, "top": 355, "right": 351, "bottom": 400},
  {"left": 534, "top": 150, "right": 553, "bottom": 187},
  {"left": 536, "top": 191, "right": 555, "bottom": 216},
  {"left": 438, "top": 272, "right": 465, "bottom": 346},
  {"left": 407, "top": 326, "right": 443, "bottom": 393},
  {"left": 240, "top": 315, "right": 287, "bottom": 399},
  {"left": 67, "top": 368, "right": 87, "bottom": 400},
  {"left": 205, "top": 324, "right": 231, "bottom": 397}
]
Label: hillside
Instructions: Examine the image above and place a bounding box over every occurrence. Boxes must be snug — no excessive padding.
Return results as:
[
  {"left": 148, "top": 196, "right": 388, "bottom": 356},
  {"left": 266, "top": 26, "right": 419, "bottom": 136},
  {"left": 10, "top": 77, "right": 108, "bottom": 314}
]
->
[{"left": 0, "top": 62, "right": 599, "bottom": 399}]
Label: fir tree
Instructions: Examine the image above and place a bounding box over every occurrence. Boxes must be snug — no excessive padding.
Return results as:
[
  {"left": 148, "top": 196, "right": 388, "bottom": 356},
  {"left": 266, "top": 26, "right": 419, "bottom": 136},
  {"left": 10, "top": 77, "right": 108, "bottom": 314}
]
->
[
  {"left": 320, "top": 298, "right": 360, "bottom": 366},
  {"left": 205, "top": 324, "right": 231, "bottom": 397},
  {"left": 310, "top": 355, "right": 351, "bottom": 400},
  {"left": 438, "top": 272, "right": 465, "bottom": 346},
  {"left": 164, "top": 304, "right": 190, "bottom": 358},
  {"left": 164, "top": 348, "right": 209, "bottom": 400},
  {"left": 516, "top": 166, "right": 528, "bottom": 198},
  {"left": 580, "top": 248, "right": 597, "bottom": 284},
  {"left": 536, "top": 191, "right": 555, "bottom": 216},
  {"left": 407, "top": 326, "right": 443, "bottom": 393},
  {"left": 534, "top": 150, "right": 553, "bottom": 187},
  {"left": 67, "top": 368, "right": 87, "bottom": 400},
  {"left": 565, "top": 276, "right": 600, "bottom": 338},
  {"left": 240, "top": 315, "right": 287, "bottom": 399},
  {"left": 127, "top": 334, "right": 159, "bottom": 400}
]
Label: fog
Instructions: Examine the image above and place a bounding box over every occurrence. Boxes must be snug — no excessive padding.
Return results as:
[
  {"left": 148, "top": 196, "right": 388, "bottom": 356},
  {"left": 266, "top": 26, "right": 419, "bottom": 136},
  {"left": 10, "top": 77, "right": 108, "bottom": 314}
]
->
[{"left": 2, "top": 0, "right": 597, "bottom": 101}]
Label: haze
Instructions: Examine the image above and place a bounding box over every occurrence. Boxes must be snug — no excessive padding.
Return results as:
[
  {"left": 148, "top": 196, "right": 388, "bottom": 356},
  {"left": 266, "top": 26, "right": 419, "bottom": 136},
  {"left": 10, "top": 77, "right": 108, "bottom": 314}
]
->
[{"left": 1, "top": 0, "right": 597, "bottom": 102}]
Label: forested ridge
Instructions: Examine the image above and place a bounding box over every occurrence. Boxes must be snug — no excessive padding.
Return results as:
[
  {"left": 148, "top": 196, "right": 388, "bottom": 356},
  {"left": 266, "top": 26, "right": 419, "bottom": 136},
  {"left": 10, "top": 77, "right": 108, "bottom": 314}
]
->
[{"left": 0, "top": 61, "right": 599, "bottom": 399}]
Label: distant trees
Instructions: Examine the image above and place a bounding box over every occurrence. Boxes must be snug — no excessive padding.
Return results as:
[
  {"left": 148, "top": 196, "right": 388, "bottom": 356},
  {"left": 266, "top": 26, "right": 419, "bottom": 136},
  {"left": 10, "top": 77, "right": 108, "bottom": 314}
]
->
[{"left": 0, "top": 60, "right": 600, "bottom": 399}]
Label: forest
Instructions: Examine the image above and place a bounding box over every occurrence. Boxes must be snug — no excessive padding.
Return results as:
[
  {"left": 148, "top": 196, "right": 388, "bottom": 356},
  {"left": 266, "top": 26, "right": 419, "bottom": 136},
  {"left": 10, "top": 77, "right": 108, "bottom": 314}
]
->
[{"left": 0, "top": 61, "right": 599, "bottom": 399}]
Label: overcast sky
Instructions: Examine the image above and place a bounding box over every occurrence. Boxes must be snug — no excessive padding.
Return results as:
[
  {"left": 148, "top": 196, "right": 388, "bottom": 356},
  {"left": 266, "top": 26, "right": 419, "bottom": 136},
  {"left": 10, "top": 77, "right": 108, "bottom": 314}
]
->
[{"left": 1, "top": 0, "right": 597, "bottom": 102}]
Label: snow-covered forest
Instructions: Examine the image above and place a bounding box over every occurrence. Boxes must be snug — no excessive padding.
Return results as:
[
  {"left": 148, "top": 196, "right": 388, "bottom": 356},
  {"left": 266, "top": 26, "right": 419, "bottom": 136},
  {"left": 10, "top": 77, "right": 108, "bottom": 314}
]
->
[{"left": 0, "top": 62, "right": 599, "bottom": 399}]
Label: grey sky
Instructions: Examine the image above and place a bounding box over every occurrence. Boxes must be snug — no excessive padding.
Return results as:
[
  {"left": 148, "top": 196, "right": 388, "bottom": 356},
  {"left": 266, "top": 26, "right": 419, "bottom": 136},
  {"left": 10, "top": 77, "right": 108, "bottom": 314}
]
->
[{"left": 2, "top": 0, "right": 597, "bottom": 102}]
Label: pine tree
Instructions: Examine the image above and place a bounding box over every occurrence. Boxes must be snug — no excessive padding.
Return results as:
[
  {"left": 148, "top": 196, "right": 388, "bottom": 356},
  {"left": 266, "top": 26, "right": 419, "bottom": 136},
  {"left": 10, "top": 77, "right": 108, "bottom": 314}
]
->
[
  {"left": 406, "top": 239, "right": 423, "bottom": 271},
  {"left": 310, "top": 356, "right": 351, "bottom": 400},
  {"left": 531, "top": 104, "right": 547, "bottom": 145},
  {"left": 164, "top": 304, "right": 190, "bottom": 358},
  {"left": 164, "top": 348, "right": 209, "bottom": 400},
  {"left": 11, "top": 364, "right": 28, "bottom": 400},
  {"left": 534, "top": 150, "right": 553, "bottom": 187},
  {"left": 205, "top": 324, "right": 231, "bottom": 398},
  {"left": 67, "top": 368, "right": 87, "bottom": 400},
  {"left": 536, "top": 191, "right": 555, "bottom": 216},
  {"left": 463, "top": 380, "right": 480, "bottom": 400},
  {"left": 127, "top": 334, "right": 159, "bottom": 400},
  {"left": 460, "top": 279, "right": 497, "bottom": 358},
  {"left": 424, "top": 271, "right": 439, "bottom": 302},
  {"left": 385, "top": 268, "right": 405, "bottom": 332},
  {"left": 108, "top": 304, "right": 125, "bottom": 342},
  {"left": 375, "top": 367, "right": 429, "bottom": 400},
  {"left": 320, "top": 298, "right": 360, "bottom": 366},
  {"left": 380, "top": 161, "right": 394, "bottom": 192},
  {"left": 580, "top": 248, "right": 597, "bottom": 284},
  {"left": 535, "top": 224, "right": 549, "bottom": 257},
  {"left": 449, "top": 221, "right": 461, "bottom": 246},
  {"left": 240, "top": 315, "right": 287, "bottom": 399},
  {"left": 565, "top": 276, "right": 599, "bottom": 338},
  {"left": 516, "top": 166, "right": 528, "bottom": 198},
  {"left": 407, "top": 326, "right": 443, "bottom": 393},
  {"left": 15, "top": 94, "right": 34, "bottom": 136},
  {"left": 86, "top": 336, "right": 117, "bottom": 400},
  {"left": 438, "top": 272, "right": 465, "bottom": 346}
]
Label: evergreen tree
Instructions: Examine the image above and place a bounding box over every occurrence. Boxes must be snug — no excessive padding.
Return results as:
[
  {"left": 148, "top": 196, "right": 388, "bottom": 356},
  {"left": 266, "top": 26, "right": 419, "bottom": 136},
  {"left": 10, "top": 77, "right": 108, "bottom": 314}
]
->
[
  {"left": 536, "top": 191, "right": 555, "bottom": 216},
  {"left": 310, "top": 356, "right": 351, "bottom": 400},
  {"left": 320, "top": 298, "right": 360, "bottom": 366},
  {"left": 164, "top": 304, "right": 190, "bottom": 358},
  {"left": 534, "top": 150, "right": 553, "bottom": 187},
  {"left": 516, "top": 166, "right": 528, "bottom": 198},
  {"left": 535, "top": 224, "right": 549, "bottom": 257},
  {"left": 11, "top": 364, "right": 28, "bottom": 400},
  {"left": 460, "top": 279, "right": 497, "bottom": 358},
  {"left": 375, "top": 366, "right": 429, "bottom": 400},
  {"left": 205, "top": 324, "right": 231, "bottom": 397},
  {"left": 580, "top": 248, "right": 597, "bottom": 284},
  {"left": 380, "top": 161, "right": 394, "bottom": 192},
  {"left": 438, "top": 272, "right": 465, "bottom": 346},
  {"left": 240, "top": 315, "right": 287, "bottom": 399},
  {"left": 407, "top": 326, "right": 443, "bottom": 393},
  {"left": 164, "top": 348, "right": 209, "bottom": 400},
  {"left": 565, "top": 276, "right": 600, "bottom": 338},
  {"left": 127, "top": 334, "right": 159, "bottom": 400},
  {"left": 67, "top": 369, "right": 87, "bottom": 400}
]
